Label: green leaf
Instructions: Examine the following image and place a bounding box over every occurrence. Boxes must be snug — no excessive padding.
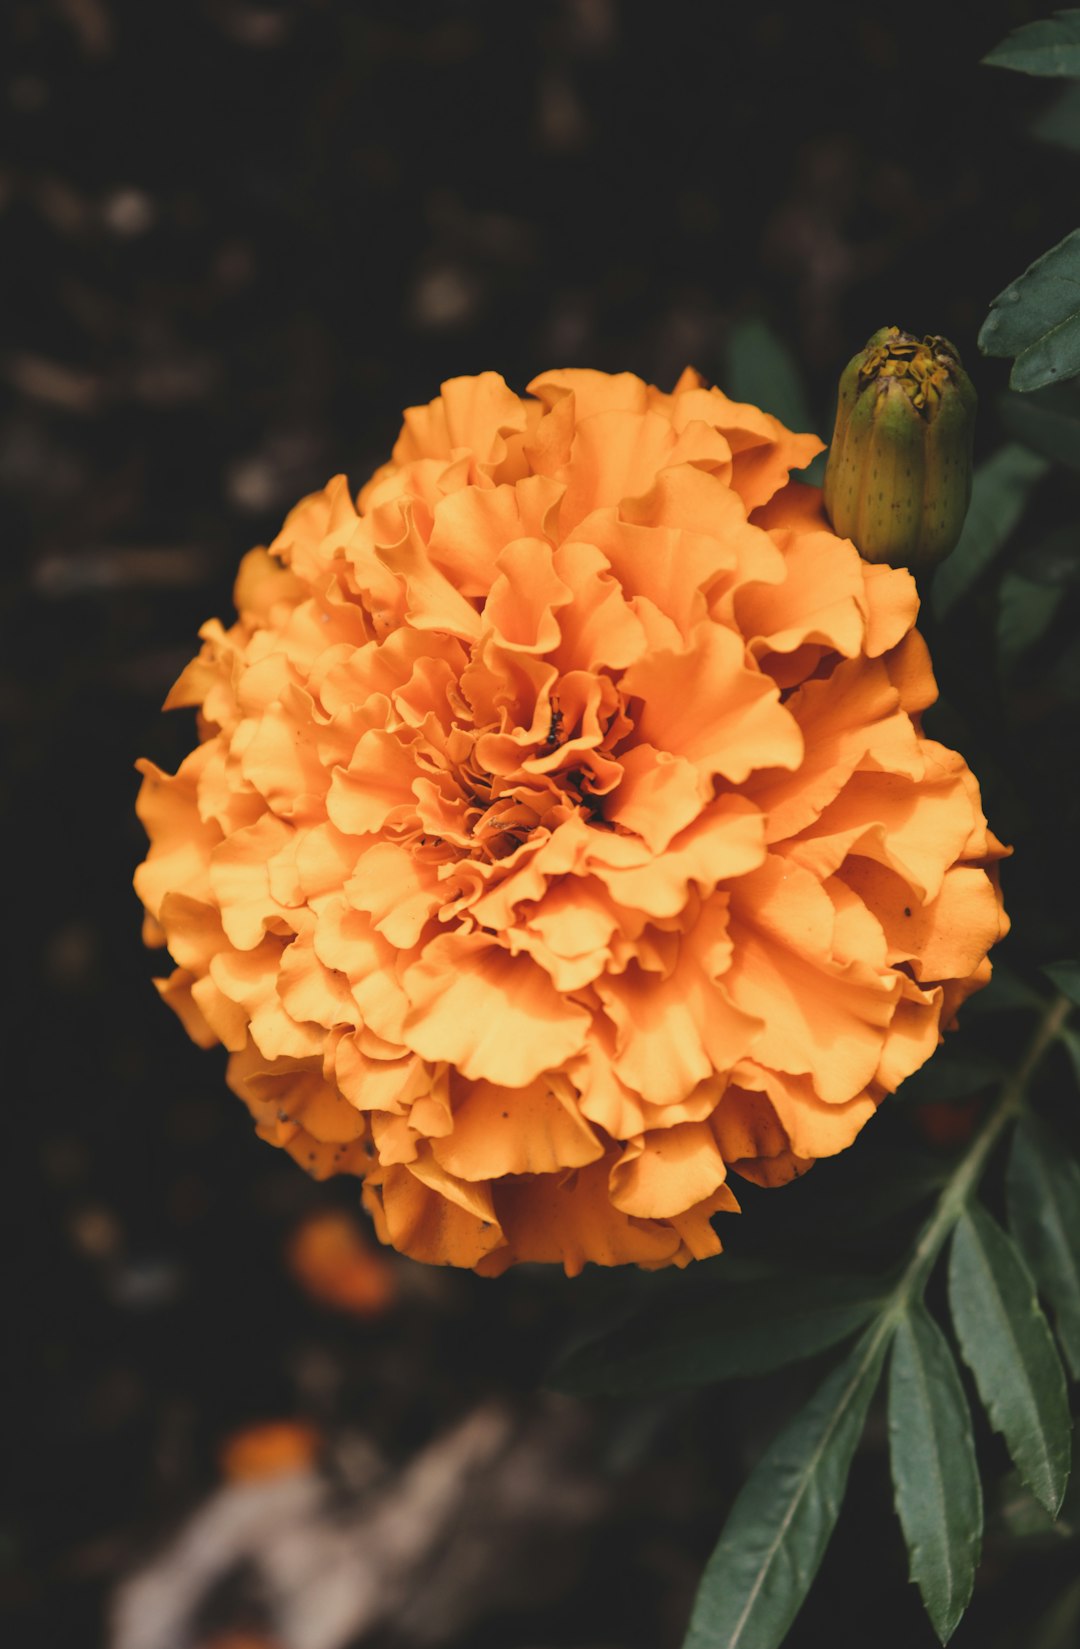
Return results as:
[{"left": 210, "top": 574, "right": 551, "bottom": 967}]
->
[
  {"left": 1007, "top": 1115, "right": 1080, "bottom": 1378},
  {"left": 980, "top": 230, "right": 1080, "bottom": 392},
  {"left": 983, "top": 11, "right": 1080, "bottom": 78},
  {"left": 887, "top": 1305, "right": 983, "bottom": 1643},
  {"left": 948, "top": 1203, "right": 1071, "bottom": 1514},
  {"left": 997, "top": 572, "right": 1065, "bottom": 675},
  {"left": 999, "top": 384, "right": 1080, "bottom": 470},
  {"left": 551, "top": 1271, "right": 887, "bottom": 1395},
  {"left": 1044, "top": 960, "right": 1080, "bottom": 1005},
  {"left": 1032, "top": 81, "right": 1080, "bottom": 149},
  {"left": 893, "top": 1053, "right": 1002, "bottom": 1106},
  {"left": 726, "top": 318, "right": 816, "bottom": 434},
  {"left": 682, "top": 1325, "right": 889, "bottom": 1649},
  {"left": 932, "top": 445, "right": 1049, "bottom": 618}
]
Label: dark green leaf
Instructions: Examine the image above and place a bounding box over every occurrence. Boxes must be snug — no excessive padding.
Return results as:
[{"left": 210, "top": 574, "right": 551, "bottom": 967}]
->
[
  {"left": 1043, "top": 960, "right": 1080, "bottom": 1005},
  {"left": 997, "top": 572, "right": 1065, "bottom": 675},
  {"left": 1007, "top": 1115, "right": 1080, "bottom": 1378},
  {"left": 948, "top": 1203, "right": 1071, "bottom": 1514},
  {"left": 551, "top": 1271, "right": 887, "bottom": 1395},
  {"left": 727, "top": 318, "right": 816, "bottom": 434},
  {"left": 932, "top": 445, "right": 1049, "bottom": 618},
  {"left": 1000, "top": 384, "right": 1080, "bottom": 470},
  {"left": 983, "top": 11, "right": 1080, "bottom": 78},
  {"left": 682, "top": 1325, "right": 889, "bottom": 1649},
  {"left": 1032, "top": 81, "right": 1080, "bottom": 149},
  {"left": 980, "top": 231, "right": 1080, "bottom": 392},
  {"left": 888, "top": 1305, "right": 983, "bottom": 1643},
  {"left": 893, "top": 1053, "right": 1002, "bottom": 1106}
]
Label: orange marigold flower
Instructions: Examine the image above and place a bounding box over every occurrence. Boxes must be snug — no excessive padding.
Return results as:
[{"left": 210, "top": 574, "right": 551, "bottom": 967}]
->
[
  {"left": 286, "top": 1208, "right": 397, "bottom": 1316},
  {"left": 219, "top": 1419, "right": 320, "bottom": 1482},
  {"left": 134, "top": 368, "right": 1009, "bottom": 1275}
]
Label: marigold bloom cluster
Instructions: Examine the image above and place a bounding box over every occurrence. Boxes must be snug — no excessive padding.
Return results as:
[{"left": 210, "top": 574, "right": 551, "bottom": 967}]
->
[{"left": 135, "top": 368, "right": 1008, "bottom": 1274}]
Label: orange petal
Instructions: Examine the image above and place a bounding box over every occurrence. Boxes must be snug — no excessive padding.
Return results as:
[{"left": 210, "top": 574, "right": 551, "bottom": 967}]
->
[
  {"left": 432, "top": 1076, "right": 602, "bottom": 1180},
  {"left": 860, "top": 562, "right": 919, "bottom": 658},
  {"left": 840, "top": 858, "right": 1008, "bottom": 983},
  {"left": 621, "top": 623, "right": 802, "bottom": 785},
  {"left": 595, "top": 796, "right": 767, "bottom": 919},
  {"left": 488, "top": 1156, "right": 682, "bottom": 1276},
  {"left": 428, "top": 474, "right": 563, "bottom": 596},
  {"left": 343, "top": 841, "right": 443, "bottom": 950},
  {"left": 731, "top": 1062, "right": 877, "bottom": 1159},
  {"left": 595, "top": 900, "right": 763, "bottom": 1107},
  {"left": 400, "top": 932, "right": 591, "bottom": 1086},
  {"left": 134, "top": 749, "right": 221, "bottom": 917},
  {"left": 610, "top": 1122, "right": 728, "bottom": 1219},
  {"left": 378, "top": 1153, "right": 504, "bottom": 1267},
  {"left": 725, "top": 857, "right": 898, "bottom": 1104},
  {"left": 748, "top": 655, "right": 920, "bottom": 846},
  {"left": 154, "top": 969, "right": 219, "bottom": 1049},
  {"left": 783, "top": 745, "right": 978, "bottom": 903},
  {"left": 737, "top": 528, "right": 867, "bottom": 663}
]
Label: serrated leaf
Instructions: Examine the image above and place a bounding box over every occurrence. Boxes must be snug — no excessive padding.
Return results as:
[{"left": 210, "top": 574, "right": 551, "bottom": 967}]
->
[
  {"left": 1000, "top": 384, "right": 1080, "bottom": 470},
  {"left": 983, "top": 11, "right": 1080, "bottom": 78},
  {"left": 682, "top": 1324, "right": 889, "bottom": 1649},
  {"left": 1043, "top": 960, "right": 1080, "bottom": 1005},
  {"left": 727, "top": 318, "right": 816, "bottom": 434},
  {"left": 948, "top": 1203, "right": 1071, "bottom": 1514},
  {"left": 1032, "top": 81, "right": 1080, "bottom": 149},
  {"left": 894, "top": 1053, "right": 1002, "bottom": 1106},
  {"left": 551, "top": 1271, "right": 887, "bottom": 1395},
  {"left": 997, "top": 572, "right": 1065, "bottom": 675},
  {"left": 932, "top": 445, "right": 1049, "bottom": 618},
  {"left": 980, "top": 230, "right": 1080, "bottom": 392},
  {"left": 1007, "top": 1116, "right": 1080, "bottom": 1379},
  {"left": 888, "top": 1305, "right": 983, "bottom": 1643}
]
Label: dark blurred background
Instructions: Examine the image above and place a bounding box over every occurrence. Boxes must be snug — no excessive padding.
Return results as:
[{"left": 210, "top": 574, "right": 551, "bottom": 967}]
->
[{"left": 4, "top": 3, "right": 1078, "bottom": 1647}]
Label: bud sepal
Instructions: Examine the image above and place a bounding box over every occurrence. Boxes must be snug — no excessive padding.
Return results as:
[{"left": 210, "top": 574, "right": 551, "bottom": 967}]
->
[{"left": 823, "top": 327, "right": 977, "bottom": 572}]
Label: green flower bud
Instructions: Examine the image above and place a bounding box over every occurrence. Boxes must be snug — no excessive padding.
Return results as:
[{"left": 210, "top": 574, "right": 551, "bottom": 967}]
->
[{"left": 823, "top": 327, "right": 977, "bottom": 572}]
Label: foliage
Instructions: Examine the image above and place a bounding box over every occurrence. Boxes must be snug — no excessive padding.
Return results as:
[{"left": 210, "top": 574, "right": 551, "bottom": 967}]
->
[{"left": 546, "top": 29, "right": 1080, "bottom": 1642}]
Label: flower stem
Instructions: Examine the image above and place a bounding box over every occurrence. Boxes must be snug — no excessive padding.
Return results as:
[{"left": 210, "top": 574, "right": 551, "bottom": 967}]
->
[{"left": 883, "top": 991, "right": 1073, "bottom": 1324}]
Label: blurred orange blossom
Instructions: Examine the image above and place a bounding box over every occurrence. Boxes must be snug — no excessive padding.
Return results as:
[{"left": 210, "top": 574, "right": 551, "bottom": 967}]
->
[
  {"left": 286, "top": 1208, "right": 396, "bottom": 1315},
  {"left": 135, "top": 368, "right": 1008, "bottom": 1273},
  {"left": 219, "top": 1419, "right": 320, "bottom": 1482}
]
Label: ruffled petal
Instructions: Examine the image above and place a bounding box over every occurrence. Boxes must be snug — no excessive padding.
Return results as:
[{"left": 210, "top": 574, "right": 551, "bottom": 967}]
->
[{"left": 400, "top": 933, "right": 592, "bottom": 1086}]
